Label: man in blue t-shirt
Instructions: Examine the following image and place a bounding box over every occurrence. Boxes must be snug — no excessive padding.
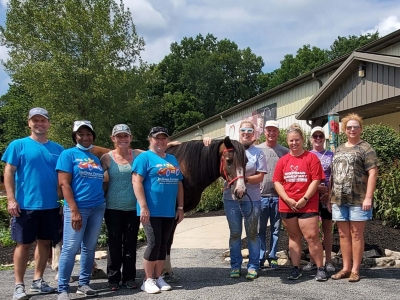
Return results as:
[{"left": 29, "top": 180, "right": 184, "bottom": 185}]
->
[{"left": 1, "top": 108, "right": 64, "bottom": 299}]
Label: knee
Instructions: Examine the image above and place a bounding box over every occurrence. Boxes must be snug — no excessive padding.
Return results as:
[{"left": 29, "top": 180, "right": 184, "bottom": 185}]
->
[
  {"left": 351, "top": 230, "right": 364, "bottom": 242},
  {"left": 303, "top": 233, "right": 320, "bottom": 245},
  {"left": 230, "top": 231, "right": 241, "bottom": 242}
]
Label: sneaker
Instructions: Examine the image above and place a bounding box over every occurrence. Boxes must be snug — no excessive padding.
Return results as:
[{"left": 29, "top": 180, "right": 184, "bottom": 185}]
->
[
  {"left": 76, "top": 285, "right": 98, "bottom": 297},
  {"left": 57, "top": 292, "right": 70, "bottom": 300},
  {"left": 325, "top": 262, "right": 336, "bottom": 272},
  {"left": 315, "top": 267, "right": 328, "bottom": 282},
  {"left": 108, "top": 283, "right": 120, "bottom": 291},
  {"left": 141, "top": 278, "right": 161, "bottom": 294},
  {"left": 230, "top": 269, "right": 241, "bottom": 278},
  {"left": 30, "top": 278, "right": 56, "bottom": 294},
  {"left": 269, "top": 259, "right": 279, "bottom": 269},
  {"left": 156, "top": 276, "right": 172, "bottom": 291},
  {"left": 287, "top": 267, "right": 302, "bottom": 280},
  {"left": 13, "top": 284, "right": 29, "bottom": 300},
  {"left": 245, "top": 269, "right": 258, "bottom": 280},
  {"left": 123, "top": 280, "right": 138, "bottom": 289},
  {"left": 302, "top": 262, "right": 317, "bottom": 271}
]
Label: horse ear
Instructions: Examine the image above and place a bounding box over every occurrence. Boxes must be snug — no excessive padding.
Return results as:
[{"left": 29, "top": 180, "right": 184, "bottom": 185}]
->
[{"left": 224, "top": 136, "right": 234, "bottom": 149}]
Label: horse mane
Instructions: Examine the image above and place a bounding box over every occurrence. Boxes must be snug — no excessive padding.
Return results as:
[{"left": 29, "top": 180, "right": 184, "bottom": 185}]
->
[{"left": 167, "top": 138, "right": 246, "bottom": 187}]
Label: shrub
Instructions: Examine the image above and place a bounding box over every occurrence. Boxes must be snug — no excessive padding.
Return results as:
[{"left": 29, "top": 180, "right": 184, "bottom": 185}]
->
[
  {"left": 194, "top": 179, "right": 224, "bottom": 212},
  {"left": 0, "top": 196, "right": 10, "bottom": 230},
  {"left": 137, "top": 228, "right": 146, "bottom": 242},
  {"left": 0, "top": 228, "right": 15, "bottom": 247}
]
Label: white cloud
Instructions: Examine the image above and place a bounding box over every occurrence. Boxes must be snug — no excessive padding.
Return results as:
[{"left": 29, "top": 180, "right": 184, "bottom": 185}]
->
[
  {"left": 363, "top": 15, "right": 400, "bottom": 36},
  {"left": 0, "top": 0, "right": 7, "bottom": 8},
  {"left": 124, "top": 0, "right": 168, "bottom": 32},
  {"left": 140, "top": 35, "right": 175, "bottom": 64}
]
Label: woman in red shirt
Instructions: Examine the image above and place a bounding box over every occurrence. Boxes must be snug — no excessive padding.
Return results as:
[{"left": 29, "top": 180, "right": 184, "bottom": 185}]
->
[{"left": 273, "top": 124, "right": 327, "bottom": 281}]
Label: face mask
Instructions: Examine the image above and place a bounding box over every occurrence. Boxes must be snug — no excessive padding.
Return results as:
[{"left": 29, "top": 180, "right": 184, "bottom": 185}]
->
[{"left": 76, "top": 143, "right": 94, "bottom": 151}]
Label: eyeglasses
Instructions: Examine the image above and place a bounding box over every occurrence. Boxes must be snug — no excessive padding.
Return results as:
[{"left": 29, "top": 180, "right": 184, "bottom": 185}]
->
[
  {"left": 346, "top": 125, "right": 360, "bottom": 130},
  {"left": 312, "top": 134, "right": 324, "bottom": 139},
  {"left": 240, "top": 128, "right": 254, "bottom": 133}
]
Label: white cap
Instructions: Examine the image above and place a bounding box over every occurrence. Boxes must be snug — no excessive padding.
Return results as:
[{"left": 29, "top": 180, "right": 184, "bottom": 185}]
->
[
  {"left": 310, "top": 126, "right": 325, "bottom": 136},
  {"left": 73, "top": 120, "right": 94, "bottom": 132},
  {"left": 264, "top": 120, "right": 279, "bottom": 128}
]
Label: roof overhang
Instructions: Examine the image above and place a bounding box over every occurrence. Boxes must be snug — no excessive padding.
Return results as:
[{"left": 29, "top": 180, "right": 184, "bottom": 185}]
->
[{"left": 296, "top": 51, "right": 400, "bottom": 120}]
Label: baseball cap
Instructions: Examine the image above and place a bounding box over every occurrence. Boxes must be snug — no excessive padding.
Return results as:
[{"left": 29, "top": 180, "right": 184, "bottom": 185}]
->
[
  {"left": 148, "top": 126, "right": 169, "bottom": 137},
  {"left": 28, "top": 107, "right": 49, "bottom": 120},
  {"left": 310, "top": 126, "right": 325, "bottom": 136},
  {"left": 73, "top": 120, "right": 94, "bottom": 132},
  {"left": 112, "top": 124, "right": 131, "bottom": 136},
  {"left": 265, "top": 120, "right": 279, "bottom": 128}
]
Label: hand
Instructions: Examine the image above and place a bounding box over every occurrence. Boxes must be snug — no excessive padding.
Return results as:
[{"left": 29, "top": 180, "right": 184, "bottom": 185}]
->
[
  {"left": 71, "top": 210, "right": 82, "bottom": 231},
  {"left": 362, "top": 197, "right": 373, "bottom": 211},
  {"left": 140, "top": 207, "right": 150, "bottom": 224},
  {"left": 320, "top": 193, "right": 329, "bottom": 205},
  {"left": 203, "top": 137, "right": 212, "bottom": 146},
  {"left": 176, "top": 209, "right": 184, "bottom": 224},
  {"left": 317, "top": 184, "right": 328, "bottom": 194},
  {"left": 286, "top": 198, "right": 299, "bottom": 212},
  {"left": 295, "top": 198, "right": 307, "bottom": 209},
  {"left": 7, "top": 199, "right": 21, "bottom": 217}
]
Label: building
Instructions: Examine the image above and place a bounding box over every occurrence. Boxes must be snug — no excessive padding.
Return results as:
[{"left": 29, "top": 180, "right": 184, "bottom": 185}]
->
[{"left": 171, "top": 29, "right": 400, "bottom": 142}]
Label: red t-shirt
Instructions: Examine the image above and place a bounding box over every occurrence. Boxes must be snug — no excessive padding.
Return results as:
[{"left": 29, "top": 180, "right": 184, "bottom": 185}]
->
[{"left": 273, "top": 151, "right": 325, "bottom": 213}]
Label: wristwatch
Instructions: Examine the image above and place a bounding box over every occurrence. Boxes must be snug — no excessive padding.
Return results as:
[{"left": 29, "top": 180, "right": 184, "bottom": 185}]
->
[{"left": 303, "top": 196, "right": 308, "bottom": 202}]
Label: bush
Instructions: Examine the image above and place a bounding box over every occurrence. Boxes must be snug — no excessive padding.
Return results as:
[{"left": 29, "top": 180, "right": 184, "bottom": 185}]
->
[
  {"left": 194, "top": 180, "right": 224, "bottom": 212},
  {"left": 0, "top": 228, "right": 15, "bottom": 247},
  {"left": 0, "top": 196, "right": 10, "bottom": 230}
]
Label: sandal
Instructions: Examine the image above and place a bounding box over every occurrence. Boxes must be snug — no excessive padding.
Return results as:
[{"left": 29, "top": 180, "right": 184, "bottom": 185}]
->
[
  {"left": 348, "top": 272, "right": 360, "bottom": 282},
  {"left": 331, "top": 270, "right": 351, "bottom": 280}
]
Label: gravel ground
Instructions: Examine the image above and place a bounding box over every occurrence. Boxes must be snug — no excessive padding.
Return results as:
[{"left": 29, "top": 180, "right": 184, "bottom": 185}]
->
[{"left": 0, "top": 246, "right": 399, "bottom": 300}]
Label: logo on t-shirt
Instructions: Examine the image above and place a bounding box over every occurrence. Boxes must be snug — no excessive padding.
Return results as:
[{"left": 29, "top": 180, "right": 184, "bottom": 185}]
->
[
  {"left": 76, "top": 158, "right": 103, "bottom": 179},
  {"left": 284, "top": 165, "right": 307, "bottom": 182},
  {"left": 156, "top": 163, "right": 181, "bottom": 184}
]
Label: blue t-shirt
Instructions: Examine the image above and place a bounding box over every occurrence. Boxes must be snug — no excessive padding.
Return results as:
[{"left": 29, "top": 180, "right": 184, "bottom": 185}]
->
[
  {"left": 132, "top": 151, "right": 183, "bottom": 218},
  {"left": 1, "top": 137, "right": 64, "bottom": 210},
  {"left": 56, "top": 147, "right": 105, "bottom": 209},
  {"left": 223, "top": 145, "right": 268, "bottom": 201}
]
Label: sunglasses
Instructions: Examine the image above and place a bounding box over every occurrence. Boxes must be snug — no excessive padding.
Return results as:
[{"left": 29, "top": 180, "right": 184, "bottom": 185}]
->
[
  {"left": 240, "top": 128, "right": 254, "bottom": 133},
  {"left": 312, "top": 134, "right": 324, "bottom": 139},
  {"left": 346, "top": 125, "right": 360, "bottom": 130}
]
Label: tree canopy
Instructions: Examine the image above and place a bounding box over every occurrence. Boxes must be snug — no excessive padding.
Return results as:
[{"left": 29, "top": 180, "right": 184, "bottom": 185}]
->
[{"left": 0, "top": 0, "right": 148, "bottom": 147}]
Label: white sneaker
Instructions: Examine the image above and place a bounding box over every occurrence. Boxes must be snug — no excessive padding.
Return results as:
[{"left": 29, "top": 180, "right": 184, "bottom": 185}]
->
[
  {"left": 141, "top": 278, "right": 161, "bottom": 294},
  {"left": 156, "top": 276, "right": 172, "bottom": 291}
]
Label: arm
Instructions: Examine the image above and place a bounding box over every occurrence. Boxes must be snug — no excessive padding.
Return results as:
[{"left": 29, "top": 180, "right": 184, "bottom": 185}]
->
[
  {"left": 132, "top": 172, "right": 150, "bottom": 224},
  {"left": 274, "top": 181, "right": 298, "bottom": 210},
  {"left": 58, "top": 171, "right": 82, "bottom": 231},
  {"left": 363, "top": 167, "right": 378, "bottom": 210},
  {"left": 100, "top": 154, "right": 110, "bottom": 192},
  {"left": 175, "top": 181, "right": 184, "bottom": 224},
  {"left": 4, "top": 163, "right": 20, "bottom": 217},
  {"left": 246, "top": 172, "right": 265, "bottom": 184},
  {"left": 295, "top": 179, "right": 321, "bottom": 209}
]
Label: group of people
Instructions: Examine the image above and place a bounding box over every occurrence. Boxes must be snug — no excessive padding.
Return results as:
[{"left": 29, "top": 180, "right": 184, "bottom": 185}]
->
[
  {"left": 2, "top": 107, "right": 378, "bottom": 299},
  {"left": 219, "top": 113, "right": 378, "bottom": 283},
  {"left": 2, "top": 108, "right": 183, "bottom": 300}
]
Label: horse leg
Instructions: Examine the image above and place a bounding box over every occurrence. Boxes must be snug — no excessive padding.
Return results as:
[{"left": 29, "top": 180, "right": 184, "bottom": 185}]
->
[
  {"left": 52, "top": 241, "right": 61, "bottom": 280},
  {"left": 162, "top": 220, "right": 179, "bottom": 282}
]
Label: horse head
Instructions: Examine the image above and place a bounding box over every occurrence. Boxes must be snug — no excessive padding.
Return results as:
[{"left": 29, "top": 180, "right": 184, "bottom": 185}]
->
[{"left": 219, "top": 136, "right": 247, "bottom": 200}]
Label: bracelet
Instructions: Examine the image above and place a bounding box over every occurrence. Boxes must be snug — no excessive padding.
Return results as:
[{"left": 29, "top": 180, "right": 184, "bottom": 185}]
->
[{"left": 177, "top": 207, "right": 184, "bottom": 210}]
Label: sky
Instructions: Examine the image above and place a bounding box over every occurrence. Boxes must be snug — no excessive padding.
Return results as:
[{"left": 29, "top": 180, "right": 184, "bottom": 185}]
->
[{"left": 0, "top": 0, "right": 400, "bottom": 96}]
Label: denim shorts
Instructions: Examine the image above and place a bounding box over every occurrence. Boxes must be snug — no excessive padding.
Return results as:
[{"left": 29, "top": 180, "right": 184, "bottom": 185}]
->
[{"left": 331, "top": 204, "right": 372, "bottom": 221}]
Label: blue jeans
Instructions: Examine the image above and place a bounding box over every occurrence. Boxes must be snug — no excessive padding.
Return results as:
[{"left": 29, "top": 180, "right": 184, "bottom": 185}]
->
[
  {"left": 58, "top": 203, "right": 105, "bottom": 293},
  {"left": 224, "top": 199, "right": 260, "bottom": 271},
  {"left": 259, "top": 196, "right": 281, "bottom": 262}
]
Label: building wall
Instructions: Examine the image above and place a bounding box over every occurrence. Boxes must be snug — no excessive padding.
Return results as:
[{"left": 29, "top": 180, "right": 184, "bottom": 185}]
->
[
  {"left": 364, "top": 111, "right": 400, "bottom": 132},
  {"left": 378, "top": 41, "right": 400, "bottom": 56}
]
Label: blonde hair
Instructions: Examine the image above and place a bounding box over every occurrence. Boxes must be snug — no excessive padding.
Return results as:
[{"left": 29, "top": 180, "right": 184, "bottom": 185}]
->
[
  {"left": 286, "top": 123, "right": 305, "bottom": 140},
  {"left": 239, "top": 120, "right": 255, "bottom": 129},
  {"left": 341, "top": 113, "right": 363, "bottom": 132}
]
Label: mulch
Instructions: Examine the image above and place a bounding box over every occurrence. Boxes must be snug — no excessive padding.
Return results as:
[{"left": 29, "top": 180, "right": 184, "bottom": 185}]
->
[{"left": 1, "top": 210, "right": 399, "bottom": 265}]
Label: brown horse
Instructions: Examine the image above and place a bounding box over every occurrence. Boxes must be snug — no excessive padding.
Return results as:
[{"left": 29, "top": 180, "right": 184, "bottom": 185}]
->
[{"left": 88, "top": 136, "right": 247, "bottom": 277}]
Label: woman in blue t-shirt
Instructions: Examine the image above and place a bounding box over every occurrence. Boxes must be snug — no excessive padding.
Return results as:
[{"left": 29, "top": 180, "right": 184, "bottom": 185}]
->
[
  {"left": 132, "top": 126, "right": 184, "bottom": 294},
  {"left": 56, "top": 121, "right": 105, "bottom": 299}
]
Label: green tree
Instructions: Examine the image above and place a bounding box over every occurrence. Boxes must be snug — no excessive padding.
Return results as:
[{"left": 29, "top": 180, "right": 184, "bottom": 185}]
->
[
  {"left": 0, "top": 0, "right": 148, "bottom": 147},
  {"left": 151, "top": 34, "right": 265, "bottom": 134},
  {"left": 328, "top": 32, "right": 380, "bottom": 60}
]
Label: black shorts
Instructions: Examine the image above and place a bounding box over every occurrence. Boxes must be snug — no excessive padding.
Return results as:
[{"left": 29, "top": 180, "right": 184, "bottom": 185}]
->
[
  {"left": 11, "top": 208, "right": 62, "bottom": 244},
  {"left": 319, "top": 202, "right": 332, "bottom": 220},
  {"left": 280, "top": 212, "right": 319, "bottom": 219}
]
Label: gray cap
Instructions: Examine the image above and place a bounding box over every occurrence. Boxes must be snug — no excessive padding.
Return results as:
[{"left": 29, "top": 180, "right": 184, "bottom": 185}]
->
[
  {"left": 29, "top": 107, "right": 49, "bottom": 120},
  {"left": 112, "top": 124, "right": 131, "bottom": 136}
]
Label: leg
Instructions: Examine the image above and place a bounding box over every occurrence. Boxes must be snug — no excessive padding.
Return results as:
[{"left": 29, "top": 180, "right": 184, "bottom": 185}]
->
[
  {"left": 33, "top": 239, "right": 52, "bottom": 280},
  {"left": 258, "top": 197, "right": 270, "bottom": 265},
  {"left": 298, "top": 216, "right": 324, "bottom": 268},
  {"left": 79, "top": 203, "right": 106, "bottom": 287},
  {"left": 336, "top": 221, "right": 352, "bottom": 272},
  {"left": 13, "top": 243, "right": 31, "bottom": 284},
  {"left": 322, "top": 219, "right": 333, "bottom": 262},
  {"left": 282, "top": 217, "right": 302, "bottom": 267},
  {"left": 104, "top": 209, "right": 124, "bottom": 284},
  {"left": 142, "top": 217, "right": 163, "bottom": 280},
  {"left": 154, "top": 218, "right": 175, "bottom": 278},
  {"left": 268, "top": 197, "right": 281, "bottom": 260},
  {"left": 349, "top": 221, "right": 367, "bottom": 274},
  {"left": 243, "top": 200, "right": 261, "bottom": 272},
  {"left": 224, "top": 199, "right": 243, "bottom": 270},
  {"left": 121, "top": 212, "right": 140, "bottom": 283}
]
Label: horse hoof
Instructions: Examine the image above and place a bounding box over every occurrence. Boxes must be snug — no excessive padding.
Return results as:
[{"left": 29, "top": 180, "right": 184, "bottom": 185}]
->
[
  {"left": 162, "top": 272, "right": 179, "bottom": 283},
  {"left": 91, "top": 268, "right": 107, "bottom": 279}
]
